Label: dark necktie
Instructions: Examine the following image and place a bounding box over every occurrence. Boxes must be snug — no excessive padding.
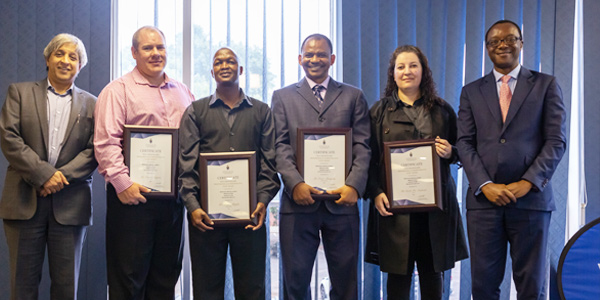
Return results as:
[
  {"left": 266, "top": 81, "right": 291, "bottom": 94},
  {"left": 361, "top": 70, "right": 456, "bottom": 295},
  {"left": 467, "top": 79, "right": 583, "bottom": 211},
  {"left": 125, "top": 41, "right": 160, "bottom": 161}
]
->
[{"left": 312, "top": 85, "right": 325, "bottom": 108}]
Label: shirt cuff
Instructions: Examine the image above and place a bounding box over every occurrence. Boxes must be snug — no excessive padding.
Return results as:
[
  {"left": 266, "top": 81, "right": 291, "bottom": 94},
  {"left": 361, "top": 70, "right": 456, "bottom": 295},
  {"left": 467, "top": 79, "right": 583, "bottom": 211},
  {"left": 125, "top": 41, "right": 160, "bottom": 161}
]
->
[
  {"left": 110, "top": 174, "right": 134, "bottom": 194},
  {"left": 475, "top": 181, "right": 493, "bottom": 196}
]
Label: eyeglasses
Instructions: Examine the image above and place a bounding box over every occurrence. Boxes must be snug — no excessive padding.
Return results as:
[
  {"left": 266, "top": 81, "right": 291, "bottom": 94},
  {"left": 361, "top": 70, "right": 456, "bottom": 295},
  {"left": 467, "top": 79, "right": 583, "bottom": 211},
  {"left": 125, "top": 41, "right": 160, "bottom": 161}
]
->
[{"left": 486, "top": 36, "right": 522, "bottom": 48}]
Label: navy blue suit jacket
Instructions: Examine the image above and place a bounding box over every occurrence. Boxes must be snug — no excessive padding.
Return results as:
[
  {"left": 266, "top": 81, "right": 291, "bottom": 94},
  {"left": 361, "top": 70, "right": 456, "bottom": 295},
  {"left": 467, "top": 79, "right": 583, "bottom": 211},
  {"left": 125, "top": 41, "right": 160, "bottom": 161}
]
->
[
  {"left": 271, "top": 78, "right": 371, "bottom": 215},
  {"left": 457, "top": 67, "right": 566, "bottom": 211}
]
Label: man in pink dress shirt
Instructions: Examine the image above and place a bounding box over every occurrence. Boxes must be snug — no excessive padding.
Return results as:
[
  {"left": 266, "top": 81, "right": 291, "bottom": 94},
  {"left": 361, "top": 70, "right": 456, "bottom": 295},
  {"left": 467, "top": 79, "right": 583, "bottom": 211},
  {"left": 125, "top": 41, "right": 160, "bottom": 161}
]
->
[{"left": 94, "top": 26, "right": 194, "bottom": 300}]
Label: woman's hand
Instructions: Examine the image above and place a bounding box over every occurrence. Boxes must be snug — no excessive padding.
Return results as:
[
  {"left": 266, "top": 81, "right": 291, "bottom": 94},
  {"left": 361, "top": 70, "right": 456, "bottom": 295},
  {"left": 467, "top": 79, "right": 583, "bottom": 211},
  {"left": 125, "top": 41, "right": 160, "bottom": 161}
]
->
[
  {"left": 435, "top": 136, "right": 452, "bottom": 159},
  {"left": 374, "top": 193, "right": 393, "bottom": 217}
]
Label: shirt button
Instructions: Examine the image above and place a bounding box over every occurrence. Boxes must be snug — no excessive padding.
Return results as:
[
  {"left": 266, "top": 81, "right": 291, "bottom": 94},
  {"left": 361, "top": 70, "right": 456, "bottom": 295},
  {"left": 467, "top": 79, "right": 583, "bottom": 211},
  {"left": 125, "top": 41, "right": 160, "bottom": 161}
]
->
[
  {"left": 384, "top": 128, "right": 390, "bottom": 134},
  {"left": 319, "top": 117, "right": 325, "bottom": 122},
  {"left": 54, "top": 128, "right": 58, "bottom": 132},
  {"left": 52, "top": 146, "right": 56, "bottom": 150},
  {"left": 500, "top": 139, "right": 506, "bottom": 143},
  {"left": 230, "top": 147, "right": 235, "bottom": 151},
  {"left": 230, "top": 132, "right": 235, "bottom": 136},
  {"left": 388, "top": 107, "right": 394, "bottom": 111}
]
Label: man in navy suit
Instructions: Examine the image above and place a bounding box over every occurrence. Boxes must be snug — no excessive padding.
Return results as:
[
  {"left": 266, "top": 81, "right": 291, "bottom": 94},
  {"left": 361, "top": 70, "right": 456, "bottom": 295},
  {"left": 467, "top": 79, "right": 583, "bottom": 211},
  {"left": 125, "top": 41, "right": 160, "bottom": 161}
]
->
[
  {"left": 271, "top": 34, "right": 371, "bottom": 299},
  {"left": 457, "top": 20, "right": 567, "bottom": 299}
]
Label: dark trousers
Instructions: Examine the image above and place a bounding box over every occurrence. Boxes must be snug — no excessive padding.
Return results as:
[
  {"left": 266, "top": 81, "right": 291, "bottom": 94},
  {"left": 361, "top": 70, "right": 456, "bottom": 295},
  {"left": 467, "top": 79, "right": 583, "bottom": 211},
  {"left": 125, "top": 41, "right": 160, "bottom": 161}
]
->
[
  {"left": 386, "top": 213, "right": 442, "bottom": 300},
  {"left": 105, "top": 184, "right": 184, "bottom": 300},
  {"left": 280, "top": 204, "right": 359, "bottom": 300},
  {"left": 188, "top": 218, "right": 266, "bottom": 300},
  {"left": 3, "top": 197, "right": 86, "bottom": 300},
  {"left": 467, "top": 207, "right": 551, "bottom": 300}
]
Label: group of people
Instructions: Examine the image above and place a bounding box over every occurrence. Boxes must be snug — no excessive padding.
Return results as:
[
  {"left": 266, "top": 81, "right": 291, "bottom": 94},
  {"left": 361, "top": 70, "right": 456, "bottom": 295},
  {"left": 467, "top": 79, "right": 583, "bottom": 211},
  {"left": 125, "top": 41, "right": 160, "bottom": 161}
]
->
[{"left": 0, "top": 19, "right": 566, "bottom": 300}]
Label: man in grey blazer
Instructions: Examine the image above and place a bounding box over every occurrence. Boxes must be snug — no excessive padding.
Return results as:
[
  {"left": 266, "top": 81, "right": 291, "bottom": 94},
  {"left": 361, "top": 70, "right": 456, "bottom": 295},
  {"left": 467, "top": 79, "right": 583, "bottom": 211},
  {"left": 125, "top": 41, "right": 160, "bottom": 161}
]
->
[
  {"left": 0, "top": 33, "right": 97, "bottom": 300},
  {"left": 272, "top": 34, "right": 371, "bottom": 300}
]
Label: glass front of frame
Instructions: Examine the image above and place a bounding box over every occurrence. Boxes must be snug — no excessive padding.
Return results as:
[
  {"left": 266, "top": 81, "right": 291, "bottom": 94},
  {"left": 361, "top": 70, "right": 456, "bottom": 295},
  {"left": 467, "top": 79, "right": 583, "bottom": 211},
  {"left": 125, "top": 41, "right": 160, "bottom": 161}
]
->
[
  {"left": 123, "top": 125, "right": 178, "bottom": 199},
  {"left": 297, "top": 128, "right": 352, "bottom": 201},
  {"left": 384, "top": 140, "right": 442, "bottom": 213},
  {"left": 199, "top": 152, "right": 257, "bottom": 226}
]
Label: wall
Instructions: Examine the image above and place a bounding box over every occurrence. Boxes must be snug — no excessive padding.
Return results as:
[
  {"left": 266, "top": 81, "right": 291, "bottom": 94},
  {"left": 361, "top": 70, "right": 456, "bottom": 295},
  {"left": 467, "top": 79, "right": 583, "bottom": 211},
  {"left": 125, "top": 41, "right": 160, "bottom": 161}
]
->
[{"left": 0, "top": 0, "right": 111, "bottom": 299}]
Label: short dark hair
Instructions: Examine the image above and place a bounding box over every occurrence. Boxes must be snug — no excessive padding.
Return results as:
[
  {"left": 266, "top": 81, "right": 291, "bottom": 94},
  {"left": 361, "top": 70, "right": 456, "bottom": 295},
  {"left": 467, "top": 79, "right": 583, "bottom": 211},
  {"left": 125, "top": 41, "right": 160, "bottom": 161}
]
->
[
  {"left": 213, "top": 47, "right": 241, "bottom": 64},
  {"left": 485, "top": 20, "right": 522, "bottom": 42},
  {"left": 300, "top": 34, "right": 333, "bottom": 54}
]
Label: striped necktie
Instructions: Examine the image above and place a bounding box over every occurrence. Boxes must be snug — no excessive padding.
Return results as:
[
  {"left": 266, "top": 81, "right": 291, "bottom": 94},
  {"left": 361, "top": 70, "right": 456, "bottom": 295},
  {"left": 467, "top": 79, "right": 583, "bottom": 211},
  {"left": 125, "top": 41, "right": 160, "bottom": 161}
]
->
[{"left": 312, "top": 85, "right": 325, "bottom": 108}]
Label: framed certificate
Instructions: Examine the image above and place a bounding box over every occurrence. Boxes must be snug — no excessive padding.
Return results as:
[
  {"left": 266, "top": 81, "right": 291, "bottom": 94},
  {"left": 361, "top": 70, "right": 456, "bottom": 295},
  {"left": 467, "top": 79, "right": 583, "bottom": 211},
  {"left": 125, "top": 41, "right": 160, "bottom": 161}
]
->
[
  {"left": 123, "top": 125, "right": 178, "bottom": 199},
  {"left": 297, "top": 128, "right": 352, "bottom": 201},
  {"left": 198, "top": 151, "right": 257, "bottom": 226},
  {"left": 383, "top": 139, "right": 443, "bottom": 213}
]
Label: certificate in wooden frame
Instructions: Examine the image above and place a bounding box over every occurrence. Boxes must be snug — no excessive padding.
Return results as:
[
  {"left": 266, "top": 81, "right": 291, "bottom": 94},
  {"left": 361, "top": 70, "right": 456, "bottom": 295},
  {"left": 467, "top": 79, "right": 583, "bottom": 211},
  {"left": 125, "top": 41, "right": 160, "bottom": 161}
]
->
[
  {"left": 123, "top": 125, "right": 178, "bottom": 199},
  {"left": 383, "top": 139, "right": 443, "bottom": 213},
  {"left": 296, "top": 127, "right": 352, "bottom": 201},
  {"left": 198, "top": 151, "right": 257, "bottom": 227}
]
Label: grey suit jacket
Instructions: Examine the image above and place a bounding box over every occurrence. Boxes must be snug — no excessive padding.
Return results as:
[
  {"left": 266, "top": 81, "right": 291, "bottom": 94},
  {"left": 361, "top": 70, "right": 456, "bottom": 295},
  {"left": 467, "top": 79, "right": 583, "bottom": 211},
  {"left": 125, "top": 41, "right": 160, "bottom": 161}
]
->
[
  {"left": 0, "top": 79, "right": 97, "bottom": 225},
  {"left": 272, "top": 77, "right": 371, "bottom": 214},
  {"left": 457, "top": 67, "right": 567, "bottom": 211}
]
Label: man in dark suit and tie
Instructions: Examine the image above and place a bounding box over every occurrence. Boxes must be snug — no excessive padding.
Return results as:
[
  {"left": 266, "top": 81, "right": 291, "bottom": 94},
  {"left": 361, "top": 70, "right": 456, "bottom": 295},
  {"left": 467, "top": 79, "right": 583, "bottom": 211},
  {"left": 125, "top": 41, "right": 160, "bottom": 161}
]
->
[
  {"left": 0, "top": 33, "right": 97, "bottom": 300},
  {"left": 271, "top": 33, "right": 371, "bottom": 300},
  {"left": 457, "top": 20, "right": 567, "bottom": 300}
]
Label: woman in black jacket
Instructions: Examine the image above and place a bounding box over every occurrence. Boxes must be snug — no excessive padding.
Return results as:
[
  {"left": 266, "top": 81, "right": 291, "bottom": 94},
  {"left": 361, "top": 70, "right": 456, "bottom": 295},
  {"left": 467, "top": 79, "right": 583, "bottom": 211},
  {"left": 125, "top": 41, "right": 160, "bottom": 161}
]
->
[{"left": 366, "top": 45, "right": 468, "bottom": 299}]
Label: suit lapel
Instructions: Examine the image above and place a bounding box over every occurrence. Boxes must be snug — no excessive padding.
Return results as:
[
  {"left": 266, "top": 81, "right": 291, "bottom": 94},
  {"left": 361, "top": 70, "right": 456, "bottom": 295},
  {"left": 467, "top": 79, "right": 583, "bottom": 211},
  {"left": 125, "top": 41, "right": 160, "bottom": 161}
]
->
[
  {"left": 502, "top": 67, "right": 534, "bottom": 131},
  {"left": 63, "top": 86, "right": 84, "bottom": 143},
  {"left": 34, "top": 80, "right": 50, "bottom": 152},
  {"left": 479, "top": 72, "right": 502, "bottom": 124},
  {"left": 296, "top": 79, "right": 320, "bottom": 113},
  {"left": 321, "top": 79, "right": 342, "bottom": 115}
]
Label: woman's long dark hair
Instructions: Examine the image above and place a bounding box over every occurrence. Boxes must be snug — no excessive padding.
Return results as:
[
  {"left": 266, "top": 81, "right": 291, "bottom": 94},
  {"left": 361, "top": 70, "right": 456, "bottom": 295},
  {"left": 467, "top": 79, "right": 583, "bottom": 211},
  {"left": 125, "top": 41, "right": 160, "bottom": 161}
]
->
[{"left": 383, "top": 45, "right": 442, "bottom": 110}]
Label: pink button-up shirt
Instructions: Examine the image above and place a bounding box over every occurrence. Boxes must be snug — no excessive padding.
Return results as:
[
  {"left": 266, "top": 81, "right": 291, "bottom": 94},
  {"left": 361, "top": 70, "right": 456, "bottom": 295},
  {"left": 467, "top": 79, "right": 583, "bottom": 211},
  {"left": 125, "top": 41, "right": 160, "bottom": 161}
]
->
[{"left": 94, "top": 67, "right": 194, "bottom": 193}]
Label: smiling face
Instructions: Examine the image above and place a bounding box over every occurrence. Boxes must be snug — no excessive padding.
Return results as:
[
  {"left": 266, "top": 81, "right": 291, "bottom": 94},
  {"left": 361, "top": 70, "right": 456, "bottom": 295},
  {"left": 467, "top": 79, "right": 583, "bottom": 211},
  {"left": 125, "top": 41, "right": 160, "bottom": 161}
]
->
[
  {"left": 393, "top": 51, "right": 423, "bottom": 95},
  {"left": 299, "top": 38, "right": 335, "bottom": 84},
  {"left": 211, "top": 48, "right": 243, "bottom": 86},
  {"left": 46, "top": 43, "right": 81, "bottom": 90},
  {"left": 132, "top": 29, "right": 167, "bottom": 83},
  {"left": 486, "top": 22, "right": 523, "bottom": 74}
]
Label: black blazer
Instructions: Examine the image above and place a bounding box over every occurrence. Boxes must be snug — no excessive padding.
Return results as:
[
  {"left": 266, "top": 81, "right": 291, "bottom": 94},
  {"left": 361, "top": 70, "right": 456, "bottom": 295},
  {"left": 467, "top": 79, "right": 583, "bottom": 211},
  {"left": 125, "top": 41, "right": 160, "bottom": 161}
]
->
[{"left": 366, "top": 96, "right": 468, "bottom": 274}]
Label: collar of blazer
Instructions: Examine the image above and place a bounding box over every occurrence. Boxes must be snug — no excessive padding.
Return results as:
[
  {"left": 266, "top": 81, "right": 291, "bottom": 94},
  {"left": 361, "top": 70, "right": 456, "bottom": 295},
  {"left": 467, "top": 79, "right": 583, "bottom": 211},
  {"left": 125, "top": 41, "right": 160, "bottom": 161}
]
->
[
  {"left": 380, "top": 95, "right": 447, "bottom": 139},
  {"left": 480, "top": 67, "right": 535, "bottom": 132},
  {"left": 33, "top": 79, "right": 86, "bottom": 155},
  {"left": 295, "top": 78, "right": 343, "bottom": 115}
]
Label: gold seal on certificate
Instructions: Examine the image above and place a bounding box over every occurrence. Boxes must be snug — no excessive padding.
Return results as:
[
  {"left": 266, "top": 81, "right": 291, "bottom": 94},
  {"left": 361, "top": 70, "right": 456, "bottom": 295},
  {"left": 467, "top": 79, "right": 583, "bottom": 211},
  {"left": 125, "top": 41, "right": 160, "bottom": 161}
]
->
[
  {"left": 297, "top": 128, "right": 352, "bottom": 200},
  {"left": 123, "top": 125, "right": 178, "bottom": 199},
  {"left": 383, "top": 139, "right": 443, "bottom": 213},
  {"left": 199, "top": 152, "right": 257, "bottom": 226}
]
